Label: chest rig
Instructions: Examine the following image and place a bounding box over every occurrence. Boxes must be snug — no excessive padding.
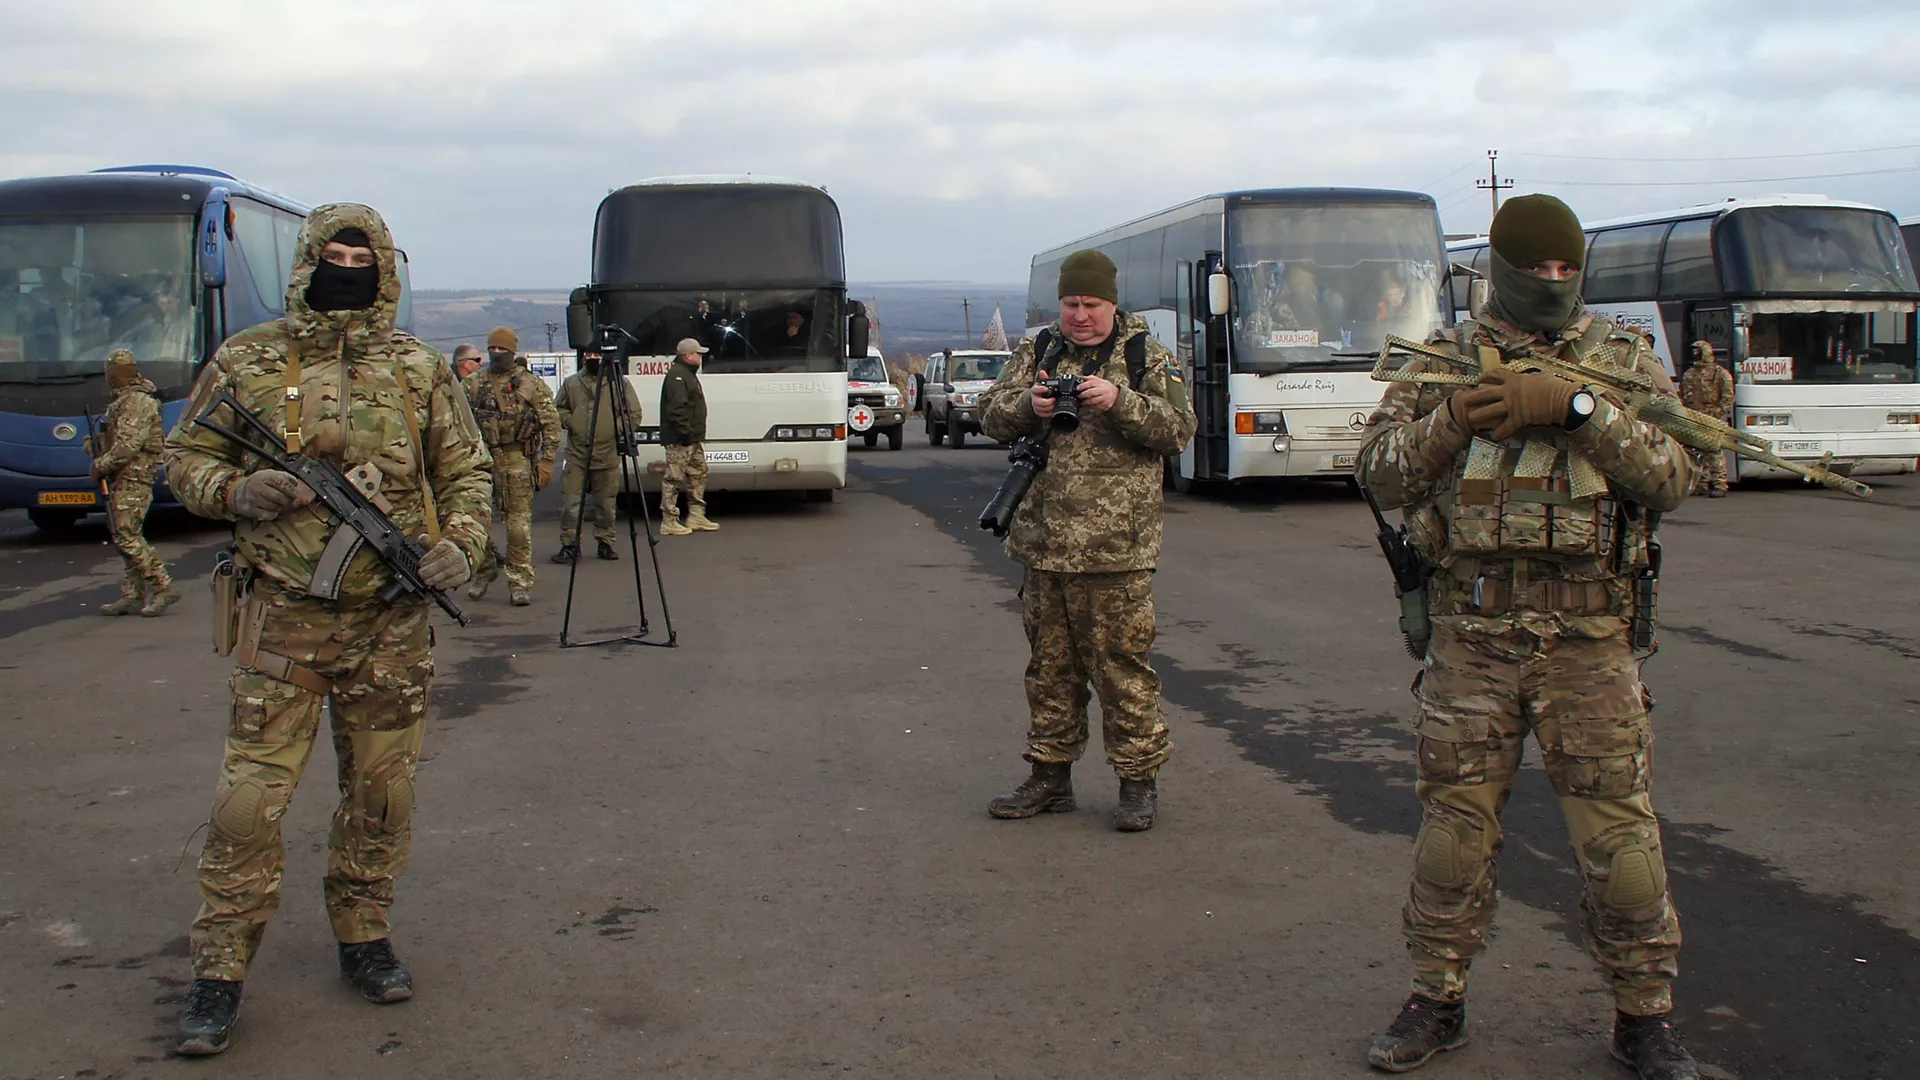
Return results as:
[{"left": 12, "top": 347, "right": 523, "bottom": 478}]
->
[{"left": 472, "top": 374, "right": 539, "bottom": 452}]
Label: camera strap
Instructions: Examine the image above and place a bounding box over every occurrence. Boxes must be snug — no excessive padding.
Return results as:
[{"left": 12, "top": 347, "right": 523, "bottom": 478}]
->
[{"left": 1031, "top": 323, "right": 1148, "bottom": 388}]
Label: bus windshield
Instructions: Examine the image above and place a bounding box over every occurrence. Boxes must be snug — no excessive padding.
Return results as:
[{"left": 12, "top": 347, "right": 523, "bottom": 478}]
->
[
  {"left": 848, "top": 355, "right": 887, "bottom": 382},
  {"left": 605, "top": 288, "right": 844, "bottom": 374},
  {"left": 0, "top": 215, "right": 197, "bottom": 387},
  {"left": 1718, "top": 208, "right": 1918, "bottom": 295},
  {"left": 1228, "top": 203, "right": 1446, "bottom": 372}
]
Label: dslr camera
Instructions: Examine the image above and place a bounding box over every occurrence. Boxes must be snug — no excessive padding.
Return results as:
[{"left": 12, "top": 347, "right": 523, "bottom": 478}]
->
[{"left": 1039, "top": 374, "right": 1085, "bottom": 434}]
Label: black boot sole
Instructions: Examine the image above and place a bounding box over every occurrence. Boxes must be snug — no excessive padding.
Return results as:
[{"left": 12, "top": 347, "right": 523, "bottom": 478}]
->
[
  {"left": 1114, "top": 813, "right": 1157, "bottom": 832},
  {"left": 1608, "top": 1042, "right": 1698, "bottom": 1079},
  {"left": 1367, "top": 1033, "right": 1469, "bottom": 1073},
  {"left": 988, "top": 794, "right": 1076, "bottom": 819},
  {"left": 176, "top": 1029, "right": 233, "bottom": 1056},
  {"left": 346, "top": 979, "right": 414, "bottom": 1004}
]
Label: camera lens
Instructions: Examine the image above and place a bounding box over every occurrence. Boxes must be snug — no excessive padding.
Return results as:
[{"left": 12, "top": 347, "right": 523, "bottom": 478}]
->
[{"left": 1050, "top": 396, "right": 1080, "bottom": 434}]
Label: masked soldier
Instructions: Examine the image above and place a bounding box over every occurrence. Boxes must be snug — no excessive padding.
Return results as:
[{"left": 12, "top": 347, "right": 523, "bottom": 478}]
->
[
  {"left": 1357, "top": 195, "right": 1698, "bottom": 1079},
  {"left": 163, "top": 205, "right": 492, "bottom": 1056},
  {"left": 552, "top": 350, "right": 643, "bottom": 563},
  {"left": 90, "top": 348, "right": 178, "bottom": 615},
  {"left": 977, "top": 250, "right": 1196, "bottom": 832},
  {"left": 464, "top": 327, "right": 561, "bottom": 604},
  {"left": 1678, "top": 341, "right": 1735, "bottom": 498},
  {"left": 658, "top": 336, "right": 716, "bottom": 535}
]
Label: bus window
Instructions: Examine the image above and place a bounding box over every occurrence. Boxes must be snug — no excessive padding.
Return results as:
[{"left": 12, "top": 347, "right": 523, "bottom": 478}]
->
[
  {"left": 1660, "top": 218, "right": 1718, "bottom": 296},
  {"left": 229, "top": 199, "right": 292, "bottom": 311},
  {"left": 1583, "top": 224, "right": 1665, "bottom": 303},
  {"left": 609, "top": 288, "right": 842, "bottom": 372},
  {"left": 0, "top": 216, "right": 196, "bottom": 383},
  {"left": 1718, "top": 208, "right": 1918, "bottom": 295}
]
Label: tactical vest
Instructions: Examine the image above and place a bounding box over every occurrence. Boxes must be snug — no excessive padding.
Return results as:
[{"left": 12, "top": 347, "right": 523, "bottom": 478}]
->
[{"left": 470, "top": 374, "right": 540, "bottom": 453}]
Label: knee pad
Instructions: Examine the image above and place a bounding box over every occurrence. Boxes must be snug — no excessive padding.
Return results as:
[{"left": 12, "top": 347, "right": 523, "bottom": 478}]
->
[
  {"left": 211, "top": 777, "right": 289, "bottom": 843},
  {"left": 1586, "top": 825, "right": 1667, "bottom": 912},
  {"left": 352, "top": 734, "right": 420, "bottom": 833},
  {"left": 1414, "top": 814, "right": 1486, "bottom": 892}
]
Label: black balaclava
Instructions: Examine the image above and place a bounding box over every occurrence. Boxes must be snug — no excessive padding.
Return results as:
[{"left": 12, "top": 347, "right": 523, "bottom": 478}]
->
[
  {"left": 582, "top": 353, "right": 601, "bottom": 375},
  {"left": 488, "top": 348, "right": 515, "bottom": 373},
  {"left": 306, "top": 227, "right": 380, "bottom": 312}
]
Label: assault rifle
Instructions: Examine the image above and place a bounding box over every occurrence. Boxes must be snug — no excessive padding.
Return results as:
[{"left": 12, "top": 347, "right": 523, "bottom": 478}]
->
[
  {"left": 1371, "top": 334, "right": 1872, "bottom": 499},
  {"left": 191, "top": 390, "right": 469, "bottom": 625},
  {"left": 81, "top": 404, "right": 117, "bottom": 543},
  {"left": 1358, "top": 478, "right": 1431, "bottom": 659}
]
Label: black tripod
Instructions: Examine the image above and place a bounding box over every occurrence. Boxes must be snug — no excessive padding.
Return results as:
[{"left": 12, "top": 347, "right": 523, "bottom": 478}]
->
[{"left": 558, "top": 330, "right": 677, "bottom": 649}]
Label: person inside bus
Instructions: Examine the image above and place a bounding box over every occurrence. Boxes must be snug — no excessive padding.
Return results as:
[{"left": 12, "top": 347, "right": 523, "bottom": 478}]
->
[
  {"left": 1374, "top": 269, "right": 1427, "bottom": 344},
  {"left": 112, "top": 276, "right": 193, "bottom": 363},
  {"left": 775, "top": 307, "right": 811, "bottom": 356}
]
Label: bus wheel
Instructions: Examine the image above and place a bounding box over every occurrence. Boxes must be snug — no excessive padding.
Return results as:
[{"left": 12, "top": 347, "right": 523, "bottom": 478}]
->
[
  {"left": 886, "top": 425, "right": 904, "bottom": 451},
  {"left": 28, "top": 507, "right": 85, "bottom": 533},
  {"left": 1170, "top": 467, "right": 1196, "bottom": 496},
  {"left": 805, "top": 488, "right": 834, "bottom": 504}
]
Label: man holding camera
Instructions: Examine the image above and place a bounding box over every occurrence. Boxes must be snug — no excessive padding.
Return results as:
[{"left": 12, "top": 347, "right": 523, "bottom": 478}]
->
[{"left": 978, "top": 250, "right": 1196, "bottom": 832}]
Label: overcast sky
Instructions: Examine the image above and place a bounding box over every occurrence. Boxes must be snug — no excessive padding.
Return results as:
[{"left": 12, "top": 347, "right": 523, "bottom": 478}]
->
[{"left": 4, "top": 0, "right": 1917, "bottom": 289}]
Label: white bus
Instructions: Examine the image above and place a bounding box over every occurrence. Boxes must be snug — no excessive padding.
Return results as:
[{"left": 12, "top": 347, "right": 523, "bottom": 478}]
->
[
  {"left": 567, "top": 176, "right": 864, "bottom": 502},
  {"left": 1029, "top": 189, "right": 1450, "bottom": 491},
  {"left": 1449, "top": 195, "right": 1920, "bottom": 483}
]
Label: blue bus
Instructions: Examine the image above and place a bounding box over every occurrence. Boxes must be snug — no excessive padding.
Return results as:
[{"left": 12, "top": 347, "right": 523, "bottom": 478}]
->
[{"left": 0, "top": 165, "right": 413, "bottom": 531}]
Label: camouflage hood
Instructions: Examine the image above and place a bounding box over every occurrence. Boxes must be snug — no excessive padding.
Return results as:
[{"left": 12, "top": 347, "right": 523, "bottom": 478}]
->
[{"left": 282, "top": 203, "right": 404, "bottom": 352}]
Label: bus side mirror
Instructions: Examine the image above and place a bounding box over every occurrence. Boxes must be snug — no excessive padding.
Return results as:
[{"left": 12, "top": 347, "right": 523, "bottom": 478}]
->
[
  {"left": 566, "top": 292, "right": 592, "bottom": 351},
  {"left": 197, "top": 188, "right": 230, "bottom": 289},
  {"left": 1207, "top": 272, "right": 1230, "bottom": 317},
  {"left": 1468, "top": 279, "right": 1490, "bottom": 321},
  {"left": 848, "top": 300, "right": 871, "bottom": 359}
]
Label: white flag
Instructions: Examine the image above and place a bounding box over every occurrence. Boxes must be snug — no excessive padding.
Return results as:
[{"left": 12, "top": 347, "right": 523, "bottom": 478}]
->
[{"left": 982, "top": 306, "right": 1008, "bottom": 350}]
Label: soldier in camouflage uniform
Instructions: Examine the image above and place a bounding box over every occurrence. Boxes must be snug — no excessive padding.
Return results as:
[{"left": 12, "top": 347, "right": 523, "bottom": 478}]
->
[
  {"left": 162, "top": 205, "right": 492, "bottom": 1056},
  {"left": 552, "top": 350, "right": 642, "bottom": 562},
  {"left": 1358, "top": 196, "right": 1698, "bottom": 1079},
  {"left": 658, "top": 336, "right": 716, "bottom": 535},
  {"left": 1678, "top": 341, "right": 1735, "bottom": 497},
  {"left": 979, "top": 250, "right": 1196, "bottom": 832},
  {"left": 464, "top": 327, "right": 561, "bottom": 604},
  {"left": 90, "top": 349, "right": 177, "bottom": 615}
]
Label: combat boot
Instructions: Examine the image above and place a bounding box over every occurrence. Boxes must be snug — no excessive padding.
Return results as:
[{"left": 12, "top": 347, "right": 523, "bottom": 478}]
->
[
  {"left": 550, "top": 543, "right": 579, "bottom": 564},
  {"left": 339, "top": 939, "right": 413, "bottom": 1004},
  {"left": 175, "top": 978, "right": 243, "bottom": 1056},
  {"left": 140, "top": 588, "right": 179, "bottom": 617},
  {"left": 1114, "top": 778, "right": 1158, "bottom": 832},
  {"left": 659, "top": 516, "right": 692, "bottom": 536},
  {"left": 99, "top": 595, "right": 142, "bottom": 616},
  {"left": 988, "top": 761, "right": 1075, "bottom": 818},
  {"left": 687, "top": 510, "right": 719, "bottom": 531},
  {"left": 597, "top": 539, "right": 619, "bottom": 560},
  {"left": 1366, "top": 995, "right": 1468, "bottom": 1072},
  {"left": 468, "top": 564, "right": 497, "bottom": 599},
  {"left": 510, "top": 588, "right": 531, "bottom": 607},
  {"left": 1611, "top": 1012, "right": 1699, "bottom": 1080}
]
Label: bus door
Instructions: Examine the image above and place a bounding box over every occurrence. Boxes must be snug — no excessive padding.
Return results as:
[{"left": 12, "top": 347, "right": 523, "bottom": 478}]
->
[{"left": 1187, "top": 256, "right": 1230, "bottom": 479}]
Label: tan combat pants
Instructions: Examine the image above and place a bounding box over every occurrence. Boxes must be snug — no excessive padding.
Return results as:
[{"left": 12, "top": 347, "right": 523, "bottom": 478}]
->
[
  {"left": 1019, "top": 568, "right": 1171, "bottom": 781},
  {"left": 1402, "top": 620, "right": 1682, "bottom": 1015},
  {"left": 474, "top": 447, "right": 538, "bottom": 589},
  {"left": 106, "top": 461, "right": 171, "bottom": 601},
  {"left": 189, "top": 585, "right": 431, "bottom": 981},
  {"left": 660, "top": 443, "right": 709, "bottom": 525}
]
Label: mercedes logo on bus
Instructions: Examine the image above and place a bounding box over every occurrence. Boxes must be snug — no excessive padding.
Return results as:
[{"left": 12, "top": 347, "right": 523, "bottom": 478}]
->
[
  {"left": 52, "top": 422, "right": 78, "bottom": 441},
  {"left": 1347, "top": 412, "right": 1368, "bottom": 431}
]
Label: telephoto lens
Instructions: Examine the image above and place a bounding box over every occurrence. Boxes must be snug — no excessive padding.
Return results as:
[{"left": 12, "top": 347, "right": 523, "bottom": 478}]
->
[{"left": 979, "top": 437, "right": 1050, "bottom": 537}]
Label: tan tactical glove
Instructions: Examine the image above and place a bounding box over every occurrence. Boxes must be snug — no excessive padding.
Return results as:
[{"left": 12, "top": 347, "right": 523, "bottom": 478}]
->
[
  {"left": 1465, "top": 369, "right": 1577, "bottom": 441},
  {"left": 1445, "top": 385, "right": 1507, "bottom": 434},
  {"left": 229, "top": 471, "right": 313, "bottom": 521},
  {"left": 536, "top": 459, "right": 554, "bottom": 489},
  {"left": 417, "top": 537, "right": 471, "bottom": 590}
]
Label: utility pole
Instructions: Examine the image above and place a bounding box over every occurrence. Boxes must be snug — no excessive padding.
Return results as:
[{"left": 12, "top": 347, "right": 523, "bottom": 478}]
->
[
  {"left": 961, "top": 298, "right": 972, "bottom": 344},
  {"left": 1477, "top": 149, "right": 1514, "bottom": 218},
  {"left": 544, "top": 321, "right": 559, "bottom": 351}
]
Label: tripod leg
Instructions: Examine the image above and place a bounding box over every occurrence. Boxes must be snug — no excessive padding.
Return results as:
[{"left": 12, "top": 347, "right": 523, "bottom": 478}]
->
[{"left": 610, "top": 381, "right": 650, "bottom": 637}]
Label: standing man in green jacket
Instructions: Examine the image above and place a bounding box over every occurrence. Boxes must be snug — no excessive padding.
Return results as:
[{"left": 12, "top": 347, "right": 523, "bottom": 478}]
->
[
  {"left": 658, "top": 337, "right": 716, "bottom": 536},
  {"left": 552, "top": 350, "right": 643, "bottom": 563}
]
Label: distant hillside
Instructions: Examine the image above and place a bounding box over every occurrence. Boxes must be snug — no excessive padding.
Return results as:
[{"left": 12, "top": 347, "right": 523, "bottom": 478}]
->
[{"left": 410, "top": 283, "right": 1028, "bottom": 356}]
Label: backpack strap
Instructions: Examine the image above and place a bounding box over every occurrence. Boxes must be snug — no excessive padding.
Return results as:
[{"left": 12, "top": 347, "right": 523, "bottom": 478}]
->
[
  {"left": 1125, "top": 331, "right": 1148, "bottom": 390},
  {"left": 391, "top": 358, "right": 441, "bottom": 544}
]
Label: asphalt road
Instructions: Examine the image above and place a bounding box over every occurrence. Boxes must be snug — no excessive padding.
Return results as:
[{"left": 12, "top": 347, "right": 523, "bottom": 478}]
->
[{"left": 1, "top": 441, "right": 1915, "bottom": 1080}]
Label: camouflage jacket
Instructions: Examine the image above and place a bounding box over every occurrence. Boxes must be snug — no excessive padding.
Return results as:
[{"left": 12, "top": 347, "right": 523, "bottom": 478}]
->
[
  {"left": 95, "top": 378, "right": 164, "bottom": 483},
  {"left": 1358, "top": 312, "right": 1693, "bottom": 639},
  {"left": 165, "top": 204, "right": 494, "bottom": 607},
  {"left": 980, "top": 313, "right": 1197, "bottom": 573},
  {"left": 1680, "top": 361, "right": 1736, "bottom": 421},
  {"left": 557, "top": 370, "right": 643, "bottom": 469},
  {"left": 464, "top": 367, "right": 561, "bottom": 461}
]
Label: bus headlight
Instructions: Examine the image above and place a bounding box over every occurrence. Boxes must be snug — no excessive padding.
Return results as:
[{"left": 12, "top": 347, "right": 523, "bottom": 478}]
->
[
  {"left": 1888, "top": 412, "right": 1920, "bottom": 426},
  {"left": 1745, "top": 413, "right": 1792, "bottom": 428},
  {"left": 1235, "top": 411, "right": 1286, "bottom": 435}
]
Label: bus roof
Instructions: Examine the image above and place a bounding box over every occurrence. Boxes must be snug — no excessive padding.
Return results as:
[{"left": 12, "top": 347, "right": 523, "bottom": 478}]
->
[
  {"left": 0, "top": 168, "right": 307, "bottom": 217},
  {"left": 1577, "top": 193, "right": 1893, "bottom": 232},
  {"left": 1036, "top": 187, "right": 1436, "bottom": 264},
  {"left": 615, "top": 174, "right": 827, "bottom": 193}
]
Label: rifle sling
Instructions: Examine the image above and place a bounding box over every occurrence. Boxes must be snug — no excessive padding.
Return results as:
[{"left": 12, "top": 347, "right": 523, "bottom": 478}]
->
[{"left": 392, "top": 358, "right": 441, "bottom": 543}]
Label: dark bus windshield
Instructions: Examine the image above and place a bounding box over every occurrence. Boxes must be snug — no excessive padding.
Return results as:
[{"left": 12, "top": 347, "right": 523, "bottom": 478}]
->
[
  {"left": 1718, "top": 207, "right": 1918, "bottom": 295},
  {"left": 0, "top": 215, "right": 198, "bottom": 388},
  {"left": 1228, "top": 203, "right": 1447, "bottom": 372},
  {"left": 594, "top": 185, "right": 845, "bottom": 288},
  {"left": 603, "top": 288, "right": 844, "bottom": 374}
]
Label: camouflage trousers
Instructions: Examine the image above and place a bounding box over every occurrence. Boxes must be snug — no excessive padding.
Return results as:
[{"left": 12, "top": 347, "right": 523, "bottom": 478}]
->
[
  {"left": 474, "top": 447, "right": 537, "bottom": 590},
  {"left": 1689, "top": 448, "right": 1729, "bottom": 494},
  {"left": 1019, "top": 568, "right": 1171, "bottom": 781},
  {"left": 559, "top": 455, "right": 618, "bottom": 545},
  {"left": 1402, "top": 620, "right": 1681, "bottom": 1015},
  {"left": 106, "top": 469, "right": 170, "bottom": 600},
  {"left": 660, "top": 443, "right": 709, "bottom": 523},
  {"left": 190, "top": 585, "right": 432, "bottom": 981}
]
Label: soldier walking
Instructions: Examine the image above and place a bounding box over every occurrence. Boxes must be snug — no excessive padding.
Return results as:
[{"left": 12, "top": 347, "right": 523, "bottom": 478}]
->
[
  {"left": 90, "top": 348, "right": 177, "bottom": 615},
  {"left": 977, "top": 250, "right": 1195, "bottom": 831},
  {"left": 163, "top": 206, "right": 491, "bottom": 1055},
  {"left": 1679, "top": 341, "right": 1735, "bottom": 497},
  {"left": 552, "top": 349, "right": 642, "bottom": 563},
  {"left": 658, "top": 336, "right": 717, "bottom": 535},
  {"left": 464, "top": 327, "right": 560, "bottom": 605},
  {"left": 1357, "top": 195, "right": 1699, "bottom": 1079}
]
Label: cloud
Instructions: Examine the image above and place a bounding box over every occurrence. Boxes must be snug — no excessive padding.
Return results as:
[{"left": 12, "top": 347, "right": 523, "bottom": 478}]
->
[{"left": 2, "top": 0, "right": 1917, "bottom": 287}]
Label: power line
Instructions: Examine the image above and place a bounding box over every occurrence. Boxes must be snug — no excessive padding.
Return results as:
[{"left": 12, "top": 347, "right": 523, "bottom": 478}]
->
[
  {"left": 1513, "top": 141, "right": 1920, "bottom": 164},
  {"left": 1511, "top": 163, "right": 1920, "bottom": 188},
  {"left": 1412, "top": 160, "right": 1480, "bottom": 193}
]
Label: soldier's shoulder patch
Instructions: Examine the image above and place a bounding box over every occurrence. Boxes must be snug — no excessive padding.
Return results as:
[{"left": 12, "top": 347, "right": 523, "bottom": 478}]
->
[{"left": 1164, "top": 356, "right": 1184, "bottom": 383}]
